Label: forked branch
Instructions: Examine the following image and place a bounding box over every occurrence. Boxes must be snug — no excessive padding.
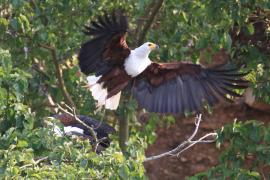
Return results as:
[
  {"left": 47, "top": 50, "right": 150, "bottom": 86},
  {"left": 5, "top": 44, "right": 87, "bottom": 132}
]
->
[
  {"left": 144, "top": 114, "right": 218, "bottom": 162},
  {"left": 57, "top": 104, "right": 98, "bottom": 152}
]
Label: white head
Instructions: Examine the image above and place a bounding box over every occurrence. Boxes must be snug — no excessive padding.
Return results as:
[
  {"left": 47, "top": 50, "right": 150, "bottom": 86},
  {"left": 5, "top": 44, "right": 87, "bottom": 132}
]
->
[
  {"left": 134, "top": 42, "right": 159, "bottom": 58},
  {"left": 125, "top": 42, "right": 158, "bottom": 77}
]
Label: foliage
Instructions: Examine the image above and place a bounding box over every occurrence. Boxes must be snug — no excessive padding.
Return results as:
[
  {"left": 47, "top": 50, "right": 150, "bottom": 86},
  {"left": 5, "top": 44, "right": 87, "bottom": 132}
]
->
[
  {"left": 0, "top": 49, "right": 33, "bottom": 133},
  {"left": 150, "top": 0, "right": 270, "bottom": 102},
  {"left": 0, "top": 49, "right": 148, "bottom": 178},
  {"left": 190, "top": 120, "right": 270, "bottom": 179},
  {"left": 0, "top": 0, "right": 270, "bottom": 179},
  {"left": 0, "top": 119, "right": 147, "bottom": 179}
]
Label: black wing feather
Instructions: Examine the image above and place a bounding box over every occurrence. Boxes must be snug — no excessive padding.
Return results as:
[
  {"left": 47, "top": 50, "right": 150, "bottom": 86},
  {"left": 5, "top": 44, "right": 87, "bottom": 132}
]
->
[
  {"left": 79, "top": 11, "right": 129, "bottom": 75},
  {"left": 70, "top": 115, "right": 115, "bottom": 148},
  {"left": 53, "top": 114, "right": 116, "bottom": 148},
  {"left": 133, "top": 66, "right": 248, "bottom": 114}
]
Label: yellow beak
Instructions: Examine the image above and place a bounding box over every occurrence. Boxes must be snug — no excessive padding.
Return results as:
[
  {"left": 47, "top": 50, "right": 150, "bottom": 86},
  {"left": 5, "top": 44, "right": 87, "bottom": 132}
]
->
[{"left": 151, "top": 44, "right": 159, "bottom": 50}]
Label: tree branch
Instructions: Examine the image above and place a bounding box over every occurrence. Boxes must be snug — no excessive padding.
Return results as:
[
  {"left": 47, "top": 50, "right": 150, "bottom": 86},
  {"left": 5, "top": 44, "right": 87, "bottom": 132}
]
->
[
  {"left": 119, "top": 115, "right": 129, "bottom": 155},
  {"left": 56, "top": 104, "right": 98, "bottom": 152},
  {"left": 144, "top": 114, "right": 218, "bottom": 162},
  {"left": 20, "top": 156, "right": 49, "bottom": 169},
  {"left": 39, "top": 44, "right": 76, "bottom": 109},
  {"left": 135, "top": 0, "right": 164, "bottom": 46}
]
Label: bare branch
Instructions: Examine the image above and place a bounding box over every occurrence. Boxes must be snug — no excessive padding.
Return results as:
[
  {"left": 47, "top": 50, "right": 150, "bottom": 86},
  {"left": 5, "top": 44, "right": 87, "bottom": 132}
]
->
[
  {"left": 144, "top": 114, "right": 218, "bottom": 162},
  {"left": 188, "top": 114, "right": 202, "bottom": 141},
  {"left": 135, "top": 0, "right": 164, "bottom": 46},
  {"left": 56, "top": 104, "right": 98, "bottom": 152},
  {"left": 176, "top": 132, "right": 217, "bottom": 158},
  {"left": 39, "top": 44, "right": 76, "bottom": 110},
  {"left": 20, "top": 156, "right": 49, "bottom": 169}
]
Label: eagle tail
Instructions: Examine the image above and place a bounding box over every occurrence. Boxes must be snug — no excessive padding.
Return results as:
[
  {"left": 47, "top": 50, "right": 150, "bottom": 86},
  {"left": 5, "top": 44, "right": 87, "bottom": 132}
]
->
[{"left": 87, "top": 75, "right": 121, "bottom": 110}]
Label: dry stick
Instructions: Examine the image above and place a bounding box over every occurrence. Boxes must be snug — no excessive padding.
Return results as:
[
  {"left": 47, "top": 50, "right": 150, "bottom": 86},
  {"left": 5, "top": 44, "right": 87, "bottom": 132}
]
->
[
  {"left": 136, "top": 0, "right": 164, "bottom": 46},
  {"left": 144, "top": 114, "right": 218, "bottom": 162},
  {"left": 20, "top": 156, "right": 49, "bottom": 169},
  {"left": 64, "top": 97, "right": 104, "bottom": 131},
  {"left": 57, "top": 104, "right": 98, "bottom": 152},
  {"left": 176, "top": 132, "right": 217, "bottom": 157},
  {"left": 39, "top": 44, "right": 76, "bottom": 109}
]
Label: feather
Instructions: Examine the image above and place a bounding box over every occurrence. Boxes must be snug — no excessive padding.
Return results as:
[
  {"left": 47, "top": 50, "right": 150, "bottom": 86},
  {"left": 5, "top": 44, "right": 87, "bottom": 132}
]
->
[
  {"left": 53, "top": 114, "right": 115, "bottom": 151},
  {"left": 79, "top": 10, "right": 249, "bottom": 114},
  {"left": 79, "top": 11, "right": 130, "bottom": 75},
  {"left": 133, "top": 63, "right": 249, "bottom": 113}
]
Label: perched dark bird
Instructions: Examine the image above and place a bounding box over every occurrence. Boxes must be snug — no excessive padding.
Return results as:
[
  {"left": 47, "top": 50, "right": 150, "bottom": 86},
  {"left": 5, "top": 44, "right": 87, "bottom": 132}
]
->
[
  {"left": 53, "top": 114, "right": 115, "bottom": 152},
  {"left": 79, "top": 11, "right": 249, "bottom": 114}
]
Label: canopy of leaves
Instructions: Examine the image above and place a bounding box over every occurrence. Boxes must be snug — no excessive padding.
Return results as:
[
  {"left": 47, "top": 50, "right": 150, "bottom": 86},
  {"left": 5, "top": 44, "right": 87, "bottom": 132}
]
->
[
  {"left": 190, "top": 120, "right": 270, "bottom": 179},
  {"left": 0, "top": 0, "right": 270, "bottom": 178}
]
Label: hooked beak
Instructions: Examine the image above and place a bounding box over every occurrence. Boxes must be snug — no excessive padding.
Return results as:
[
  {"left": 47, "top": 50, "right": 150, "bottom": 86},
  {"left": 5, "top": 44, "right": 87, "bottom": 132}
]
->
[
  {"left": 151, "top": 44, "right": 159, "bottom": 50},
  {"left": 148, "top": 43, "right": 159, "bottom": 50}
]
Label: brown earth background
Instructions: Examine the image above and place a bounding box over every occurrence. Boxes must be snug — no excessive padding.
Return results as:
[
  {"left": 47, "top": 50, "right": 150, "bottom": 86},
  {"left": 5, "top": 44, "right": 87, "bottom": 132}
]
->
[{"left": 144, "top": 101, "right": 270, "bottom": 179}]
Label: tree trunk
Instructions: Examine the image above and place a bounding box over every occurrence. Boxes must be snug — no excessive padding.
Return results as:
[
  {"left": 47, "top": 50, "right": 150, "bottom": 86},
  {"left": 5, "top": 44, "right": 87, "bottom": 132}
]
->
[{"left": 119, "top": 115, "right": 129, "bottom": 155}]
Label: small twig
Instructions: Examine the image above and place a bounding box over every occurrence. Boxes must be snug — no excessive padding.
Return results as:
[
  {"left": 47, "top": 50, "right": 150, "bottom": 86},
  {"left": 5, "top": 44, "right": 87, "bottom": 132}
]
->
[
  {"left": 144, "top": 114, "right": 218, "bottom": 162},
  {"left": 188, "top": 114, "right": 202, "bottom": 141},
  {"left": 20, "top": 156, "right": 49, "bottom": 169},
  {"left": 57, "top": 104, "right": 98, "bottom": 152},
  {"left": 31, "top": 64, "right": 50, "bottom": 79},
  {"left": 97, "top": 137, "right": 108, "bottom": 143},
  {"left": 64, "top": 103, "right": 74, "bottom": 112},
  {"left": 176, "top": 133, "right": 217, "bottom": 157}
]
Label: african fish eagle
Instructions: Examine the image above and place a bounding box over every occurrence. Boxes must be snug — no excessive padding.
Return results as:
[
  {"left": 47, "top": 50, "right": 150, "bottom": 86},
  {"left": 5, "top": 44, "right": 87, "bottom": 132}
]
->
[
  {"left": 52, "top": 114, "right": 115, "bottom": 153},
  {"left": 78, "top": 11, "right": 249, "bottom": 114}
]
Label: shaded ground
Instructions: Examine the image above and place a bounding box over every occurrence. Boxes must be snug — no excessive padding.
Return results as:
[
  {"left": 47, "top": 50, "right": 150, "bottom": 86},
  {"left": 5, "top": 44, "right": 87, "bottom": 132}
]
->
[{"left": 144, "top": 102, "right": 270, "bottom": 179}]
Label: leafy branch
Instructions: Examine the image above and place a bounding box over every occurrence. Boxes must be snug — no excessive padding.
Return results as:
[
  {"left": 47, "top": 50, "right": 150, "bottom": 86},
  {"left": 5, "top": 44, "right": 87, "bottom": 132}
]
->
[
  {"left": 144, "top": 114, "right": 217, "bottom": 162},
  {"left": 39, "top": 44, "right": 76, "bottom": 109}
]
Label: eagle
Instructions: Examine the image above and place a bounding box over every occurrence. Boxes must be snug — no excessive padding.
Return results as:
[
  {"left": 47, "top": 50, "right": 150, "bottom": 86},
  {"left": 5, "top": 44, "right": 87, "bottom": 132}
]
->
[
  {"left": 52, "top": 114, "right": 116, "bottom": 153},
  {"left": 78, "top": 11, "right": 249, "bottom": 114}
]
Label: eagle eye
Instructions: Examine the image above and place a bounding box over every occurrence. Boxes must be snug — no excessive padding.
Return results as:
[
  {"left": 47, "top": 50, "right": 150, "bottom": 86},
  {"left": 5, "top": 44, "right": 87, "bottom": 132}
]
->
[{"left": 148, "top": 43, "right": 152, "bottom": 47}]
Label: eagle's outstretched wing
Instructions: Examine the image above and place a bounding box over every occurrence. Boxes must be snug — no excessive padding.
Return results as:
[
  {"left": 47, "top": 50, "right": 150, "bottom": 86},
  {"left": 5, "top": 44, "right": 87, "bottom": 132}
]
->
[
  {"left": 133, "top": 62, "right": 249, "bottom": 113},
  {"left": 79, "top": 11, "right": 132, "bottom": 99},
  {"left": 79, "top": 11, "right": 130, "bottom": 76}
]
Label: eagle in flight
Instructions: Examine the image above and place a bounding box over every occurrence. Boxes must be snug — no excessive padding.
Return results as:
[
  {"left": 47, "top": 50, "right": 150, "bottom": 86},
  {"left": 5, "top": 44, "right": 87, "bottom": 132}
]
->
[{"left": 79, "top": 11, "right": 249, "bottom": 114}]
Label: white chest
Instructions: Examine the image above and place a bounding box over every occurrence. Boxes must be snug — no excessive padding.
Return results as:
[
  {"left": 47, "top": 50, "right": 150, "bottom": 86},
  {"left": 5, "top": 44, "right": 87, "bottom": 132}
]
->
[{"left": 124, "top": 50, "right": 152, "bottom": 77}]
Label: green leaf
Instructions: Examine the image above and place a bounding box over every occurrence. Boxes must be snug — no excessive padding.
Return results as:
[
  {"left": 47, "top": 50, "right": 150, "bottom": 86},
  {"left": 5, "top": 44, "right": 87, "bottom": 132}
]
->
[
  {"left": 181, "top": 12, "right": 188, "bottom": 22},
  {"left": 19, "top": 14, "right": 30, "bottom": 33},
  {"left": 246, "top": 23, "right": 254, "bottom": 35},
  {"left": 248, "top": 171, "right": 260, "bottom": 177},
  {"left": 0, "top": 17, "right": 9, "bottom": 27},
  {"left": 119, "top": 164, "right": 129, "bottom": 179},
  {"left": 10, "top": 18, "right": 19, "bottom": 32},
  {"left": 11, "top": 0, "right": 21, "bottom": 7},
  {"left": 17, "top": 140, "right": 28, "bottom": 148},
  {"left": 0, "top": 49, "right": 12, "bottom": 73}
]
